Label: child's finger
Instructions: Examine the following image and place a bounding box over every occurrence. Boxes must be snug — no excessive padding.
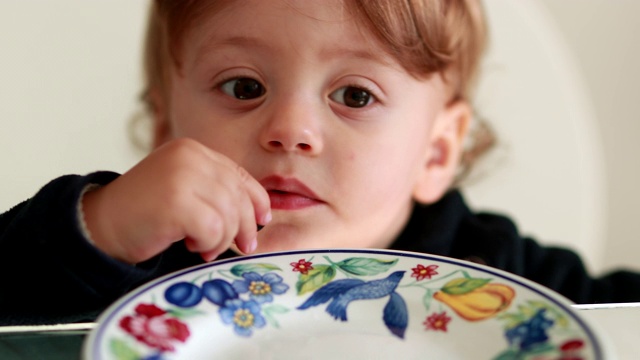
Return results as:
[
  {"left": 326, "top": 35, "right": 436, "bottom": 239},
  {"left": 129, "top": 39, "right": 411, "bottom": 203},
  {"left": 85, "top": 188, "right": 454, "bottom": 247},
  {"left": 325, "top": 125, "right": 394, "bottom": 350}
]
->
[
  {"left": 199, "top": 248, "right": 222, "bottom": 262},
  {"left": 233, "top": 190, "right": 259, "bottom": 254},
  {"left": 236, "top": 166, "right": 272, "bottom": 226},
  {"left": 199, "top": 145, "right": 270, "bottom": 224},
  {"left": 181, "top": 202, "right": 226, "bottom": 254}
]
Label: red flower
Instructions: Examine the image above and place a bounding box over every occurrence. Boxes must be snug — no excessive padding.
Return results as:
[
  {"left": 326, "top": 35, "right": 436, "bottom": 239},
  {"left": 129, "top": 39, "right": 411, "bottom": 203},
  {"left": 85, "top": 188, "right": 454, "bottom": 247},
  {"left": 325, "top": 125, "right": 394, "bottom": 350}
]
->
[
  {"left": 423, "top": 311, "right": 452, "bottom": 332},
  {"left": 119, "top": 303, "right": 190, "bottom": 352},
  {"left": 411, "top": 264, "right": 439, "bottom": 281},
  {"left": 560, "top": 339, "right": 585, "bottom": 352},
  {"left": 290, "top": 259, "right": 314, "bottom": 275},
  {"left": 559, "top": 338, "right": 585, "bottom": 360}
]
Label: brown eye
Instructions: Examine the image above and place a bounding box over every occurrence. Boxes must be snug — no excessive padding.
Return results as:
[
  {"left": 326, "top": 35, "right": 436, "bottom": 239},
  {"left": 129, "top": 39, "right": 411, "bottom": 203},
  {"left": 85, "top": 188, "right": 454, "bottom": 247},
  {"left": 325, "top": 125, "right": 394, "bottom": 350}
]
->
[
  {"left": 330, "top": 86, "right": 373, "bottom": 108},
  {"left": 221, "top": 78, "right": 265, "bottom": 100}
]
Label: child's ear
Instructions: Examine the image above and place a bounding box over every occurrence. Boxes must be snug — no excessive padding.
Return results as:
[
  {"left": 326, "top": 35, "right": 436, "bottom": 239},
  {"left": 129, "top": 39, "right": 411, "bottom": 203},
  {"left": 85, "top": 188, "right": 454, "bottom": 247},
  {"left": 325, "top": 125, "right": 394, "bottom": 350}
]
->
[
  {"left": 412, "top": 100, "right": 471, "bottom": 204},
  {"left": 148, "top": 88, "right": 172, "bottom": 149}
]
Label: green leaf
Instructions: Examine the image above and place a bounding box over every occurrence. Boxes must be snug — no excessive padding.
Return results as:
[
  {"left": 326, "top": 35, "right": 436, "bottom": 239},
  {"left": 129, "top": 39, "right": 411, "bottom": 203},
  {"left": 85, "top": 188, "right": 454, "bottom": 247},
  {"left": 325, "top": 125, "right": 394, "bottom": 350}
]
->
[
  {"left": 263, "top": 304, "right": 290, "bottom": 314},
  {"left": 109, "top": 338, "right": 140, "bottom": 360},
  {"left": 555, "top": 314, "right": 569, "bottom": 328},
  {"left": 441, "top": 277, "right": 491, "bottom": 295},
  {"left": 524, "top": 342, "right": 556, "bottom": 355},
  {"left": 497, "top": 313, "right": 526, "bottom": 329},
  {"left": 335, "top": 257, "right": 398, "bottom": 276},
  {"left": 518, "top": 304, "right": 536, "bottom": 319},
  {"left": 527, "top": 300, "right": 548, "bottom": 311},
  {"left": 422, "top": 289, "right": 434, "bottom": 311},
  {"left": 263, "top": 312, "right": 278, "bottom": 329},
  {"left": 262, "top": 304, "right": 290, "bottom": 329},
  {"left": 167, "top": 307, "right": 206, "bottom": 319},
  {"left": 492, "top": 349, "right": 519, "bottom": 360},
  {"left": 230, "top": 263, "right": 282, "bottom": 277},
  {"left": 296, "top": 264, "right": 336, "bottom": 295}
]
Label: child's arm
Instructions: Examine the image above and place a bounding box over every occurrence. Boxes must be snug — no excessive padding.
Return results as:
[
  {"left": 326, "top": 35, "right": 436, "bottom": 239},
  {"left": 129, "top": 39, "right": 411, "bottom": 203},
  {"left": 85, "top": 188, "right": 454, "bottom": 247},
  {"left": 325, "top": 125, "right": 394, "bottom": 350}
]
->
[
  {"left": 396, "top": 191, "right": 640, "bottom": 304},
  {"left": 0, "top": 171, "right": 142, "bottom": 324},
  {"left": 517, "top": 238, "right": 640, "bottom": 303},
  {"left": 0, "top": 138, "right": 270, "bottom": 325},
  {"left": 81, "top": 138, "right": 271, "bottom": 264},
  {"left": 464, "top": 212, "right": 640, "bottom": 303}
]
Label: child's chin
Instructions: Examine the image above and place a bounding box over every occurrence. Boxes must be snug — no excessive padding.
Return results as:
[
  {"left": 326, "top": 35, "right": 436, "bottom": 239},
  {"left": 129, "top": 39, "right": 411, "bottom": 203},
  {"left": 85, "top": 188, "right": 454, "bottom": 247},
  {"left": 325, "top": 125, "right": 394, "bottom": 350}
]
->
[
  {"left": 255, "top": 228, "right": 329, "bottom": 254},
  {"left": 256, "top": 238, "right": 318, "bottom": 254}
]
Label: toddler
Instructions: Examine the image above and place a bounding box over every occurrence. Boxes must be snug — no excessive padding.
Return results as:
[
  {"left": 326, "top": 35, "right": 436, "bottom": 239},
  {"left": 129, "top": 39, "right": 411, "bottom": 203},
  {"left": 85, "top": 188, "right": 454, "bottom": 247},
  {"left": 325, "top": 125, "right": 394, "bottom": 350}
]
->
[{"left": 1, "top": 0, "right": 639, "bottom": 326}]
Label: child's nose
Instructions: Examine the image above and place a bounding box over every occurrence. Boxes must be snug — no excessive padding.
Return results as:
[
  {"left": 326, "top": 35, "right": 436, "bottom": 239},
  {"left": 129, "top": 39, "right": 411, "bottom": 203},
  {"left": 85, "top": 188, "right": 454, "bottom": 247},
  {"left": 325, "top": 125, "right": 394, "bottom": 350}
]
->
[{"left": 259, "top": 99, "right": 324, "bottom": 155}]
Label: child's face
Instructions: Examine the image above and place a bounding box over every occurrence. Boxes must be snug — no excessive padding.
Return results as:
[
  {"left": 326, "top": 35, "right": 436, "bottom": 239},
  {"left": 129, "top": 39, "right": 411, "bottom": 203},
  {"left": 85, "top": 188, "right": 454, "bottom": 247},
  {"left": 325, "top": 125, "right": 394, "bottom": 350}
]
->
[{"left": 155, "top": 0, "right": 467, "bottom": 253}]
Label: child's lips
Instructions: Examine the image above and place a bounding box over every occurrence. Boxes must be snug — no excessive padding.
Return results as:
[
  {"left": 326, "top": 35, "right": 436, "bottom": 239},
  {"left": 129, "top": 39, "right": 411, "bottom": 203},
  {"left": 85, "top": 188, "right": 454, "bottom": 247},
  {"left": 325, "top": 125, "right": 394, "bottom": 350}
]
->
[
  {"left": 267, "top": 190, "right": 323, "bottom": 210},
  {"left": 260, "top": 175, "right": 324, "bottom": 210}
]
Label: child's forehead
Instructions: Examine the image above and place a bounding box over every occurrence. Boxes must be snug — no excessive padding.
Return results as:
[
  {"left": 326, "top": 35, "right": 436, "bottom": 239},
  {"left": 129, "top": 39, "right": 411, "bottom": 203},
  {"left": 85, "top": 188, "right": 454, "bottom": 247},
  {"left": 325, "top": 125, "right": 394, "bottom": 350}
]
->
[
  {"left": 180, "top": 1, "right": 399, "bottom": 70},
  {"left": 156, "top": 0, "right": 473, "bottom": 98},
  {"left": 184, "top": 1, "right": 353, "bottom": 39},
  {"left": 196, "top": 0, "right": 348, "bottom": 23}
]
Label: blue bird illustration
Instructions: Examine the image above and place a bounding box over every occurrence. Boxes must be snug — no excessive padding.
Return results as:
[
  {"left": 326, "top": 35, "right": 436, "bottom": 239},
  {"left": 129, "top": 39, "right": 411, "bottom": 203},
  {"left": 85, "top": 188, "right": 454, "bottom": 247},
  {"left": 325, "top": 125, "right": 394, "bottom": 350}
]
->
[{"left": 298, "top": 271, "right": 408, "bottom": 338}]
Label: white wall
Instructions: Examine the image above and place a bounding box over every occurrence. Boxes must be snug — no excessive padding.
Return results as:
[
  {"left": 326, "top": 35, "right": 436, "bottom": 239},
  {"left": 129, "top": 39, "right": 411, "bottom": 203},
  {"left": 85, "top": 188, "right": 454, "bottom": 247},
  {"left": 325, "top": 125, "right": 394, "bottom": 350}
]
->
[
  {"left": 463, "top": 0, "right": 607, "bottom": 273},
  {"left": 536, "top": 0, "right": 640, "bottom": 277},
  {"left": 0, "top": 1, "right": 638, "bottom": 274},
  {"left": 0, "top": 1, "right": 147, "bottom": 208}
]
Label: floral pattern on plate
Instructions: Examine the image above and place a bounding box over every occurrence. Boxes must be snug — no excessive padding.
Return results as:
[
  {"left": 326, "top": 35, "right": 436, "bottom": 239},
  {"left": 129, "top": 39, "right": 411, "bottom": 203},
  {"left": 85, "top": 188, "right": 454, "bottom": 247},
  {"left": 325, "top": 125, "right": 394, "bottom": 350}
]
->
[{"left": 84, "top": 250, "right": 605, "bottom": 360}]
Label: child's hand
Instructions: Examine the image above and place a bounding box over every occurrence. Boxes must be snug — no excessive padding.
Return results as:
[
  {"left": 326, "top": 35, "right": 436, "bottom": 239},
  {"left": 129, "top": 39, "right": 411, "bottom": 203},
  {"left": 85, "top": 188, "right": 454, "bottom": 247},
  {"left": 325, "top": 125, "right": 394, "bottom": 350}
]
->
[{"left": 81, "top": 138, "right": 271, "bottom": 264}]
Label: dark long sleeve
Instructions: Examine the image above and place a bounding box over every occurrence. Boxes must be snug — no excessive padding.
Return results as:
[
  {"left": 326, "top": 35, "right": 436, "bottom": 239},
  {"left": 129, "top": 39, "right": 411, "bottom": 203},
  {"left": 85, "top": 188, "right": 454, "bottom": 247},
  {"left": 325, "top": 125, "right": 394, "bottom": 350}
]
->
[
  {"left": 390, "top": 190, "right": 640, "bottom": 304},
  {"left": 0, "top": 172, "right": 170, "bottom": 325}
]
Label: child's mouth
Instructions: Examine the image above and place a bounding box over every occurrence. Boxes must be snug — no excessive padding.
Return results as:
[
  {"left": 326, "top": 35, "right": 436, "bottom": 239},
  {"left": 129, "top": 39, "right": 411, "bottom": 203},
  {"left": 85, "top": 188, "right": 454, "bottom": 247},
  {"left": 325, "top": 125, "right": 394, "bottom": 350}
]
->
[
  {"left": 260, "top": 176, "right": 323, "bottom": 210},
  {"left": 267, "top": 190, "right": 322, "bottom": 210}
]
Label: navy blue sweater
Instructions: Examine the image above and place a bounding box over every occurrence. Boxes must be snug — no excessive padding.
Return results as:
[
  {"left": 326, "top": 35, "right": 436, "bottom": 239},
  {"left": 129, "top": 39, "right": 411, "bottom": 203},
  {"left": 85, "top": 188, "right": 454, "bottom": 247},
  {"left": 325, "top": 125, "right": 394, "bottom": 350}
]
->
[{"left": 1, "top": 172, "right": 639, "bottom": 325}]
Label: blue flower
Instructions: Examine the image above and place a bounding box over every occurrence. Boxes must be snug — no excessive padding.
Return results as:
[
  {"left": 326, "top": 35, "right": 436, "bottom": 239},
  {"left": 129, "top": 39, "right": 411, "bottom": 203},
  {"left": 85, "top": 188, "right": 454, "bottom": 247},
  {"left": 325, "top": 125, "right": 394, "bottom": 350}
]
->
[
  {"left": 219, "top": 299, "right": 266, "bottom": 337},
  {"left": 232, "top": 272, "right": 289, "bottom": 304},
  {"left": 505, "top": 309, "right": 554, "bottom": 351}
]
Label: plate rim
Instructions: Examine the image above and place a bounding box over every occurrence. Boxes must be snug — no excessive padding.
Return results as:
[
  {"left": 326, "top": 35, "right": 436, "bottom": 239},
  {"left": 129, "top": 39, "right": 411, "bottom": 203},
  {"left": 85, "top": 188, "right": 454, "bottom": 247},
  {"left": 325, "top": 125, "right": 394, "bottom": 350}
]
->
[{"left": 83, "top": 248, "right": 606, "bottom": 359}]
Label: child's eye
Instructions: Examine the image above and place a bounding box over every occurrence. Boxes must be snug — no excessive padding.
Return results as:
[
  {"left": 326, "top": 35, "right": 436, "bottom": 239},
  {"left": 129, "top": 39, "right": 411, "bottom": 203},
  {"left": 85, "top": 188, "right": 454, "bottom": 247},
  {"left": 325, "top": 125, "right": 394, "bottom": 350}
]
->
[
  {"left": 329, "top": 86, "right": 374, "bottom": 108},
  {"left": 220, "top": 77, "right": 265, "bottom": 100}
]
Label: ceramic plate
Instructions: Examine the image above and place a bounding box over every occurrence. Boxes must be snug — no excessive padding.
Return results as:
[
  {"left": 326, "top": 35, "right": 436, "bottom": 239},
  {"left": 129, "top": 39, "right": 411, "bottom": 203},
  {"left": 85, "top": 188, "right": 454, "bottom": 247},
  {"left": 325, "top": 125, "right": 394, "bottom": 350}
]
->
[{"left": 83, "top": 249, "right": 611, "bottom": 359}]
